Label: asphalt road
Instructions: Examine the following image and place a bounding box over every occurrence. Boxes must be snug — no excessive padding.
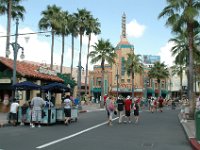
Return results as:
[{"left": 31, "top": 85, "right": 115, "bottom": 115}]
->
[{"left": 0, "top": 108, "right": 192, "bottom": 150}]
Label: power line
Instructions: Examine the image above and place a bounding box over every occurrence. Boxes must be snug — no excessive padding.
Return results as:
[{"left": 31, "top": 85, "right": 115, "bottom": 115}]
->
[{"left": 0, "top": 31, "right": 52, "bottom": 38}]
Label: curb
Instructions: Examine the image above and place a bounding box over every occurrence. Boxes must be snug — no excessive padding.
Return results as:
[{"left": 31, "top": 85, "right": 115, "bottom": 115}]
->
[
  {"left": 189, "top": 138, "right": 200, "bottom": 150},
  {"left": 79, "top": 110, "right": 87, "bottom": 113},
  {"left": 178, "top": 114, "right": 200, "bottom": 150}
]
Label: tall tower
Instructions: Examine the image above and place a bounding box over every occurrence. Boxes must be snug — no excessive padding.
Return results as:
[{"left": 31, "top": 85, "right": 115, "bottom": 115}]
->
[{"left": 121, "top": 12, "right": 126, "bottom": 39}]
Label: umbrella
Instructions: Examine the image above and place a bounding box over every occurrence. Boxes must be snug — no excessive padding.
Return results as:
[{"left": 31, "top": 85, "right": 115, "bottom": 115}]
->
[
  {"left": 41, "top": 82, "right": 70, "bottom": 93},
  {"left": 12, "top": 81, "right": 41, "bottom": 90}
]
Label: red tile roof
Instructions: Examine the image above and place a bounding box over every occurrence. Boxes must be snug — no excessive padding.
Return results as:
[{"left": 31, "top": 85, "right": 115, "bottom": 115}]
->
[{"left": 0, "top": 57, "right": 63, "bottom": 82}]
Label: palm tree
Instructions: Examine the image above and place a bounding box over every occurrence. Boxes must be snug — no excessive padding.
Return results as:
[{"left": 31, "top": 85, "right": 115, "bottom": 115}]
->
[
  {"left": 85, "top": 17, "right": 101, "bottom": 95},
  {"left": 74, "top": 8, "right": 91, "bottom": 98},
  {"left": 56, "top": 10, "right": 70, "bottom": 73},
  {"left": 68, "top": 14, "right": 78, "bottom": 79},
  {"left": 0, "top": 0, "right": 25, "bottom": 58},
  {"left": 38, "top": 4, "right": 61, "bottom": 70},
  {"left": 89, "top": 39, "right": 117, "bottom": 108},
  {"left": 148, "top": 62, "right": 169, "bottom": 97},
  {"left": 125, "top": 52, "right": 143, "bottom": 99},
  {"left": 158, "top": 0, "right": 200, "bottom": 114}
]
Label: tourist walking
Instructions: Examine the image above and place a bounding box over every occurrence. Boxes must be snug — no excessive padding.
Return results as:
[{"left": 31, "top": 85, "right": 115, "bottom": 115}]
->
[
  {"left": 124, "top": 95, "right": 132, "bottom": 123},
  {"left": 63, "top": 95, "right": 72, "bottom": 125},
  {"left": 116, "top": 96, "right": 124, "bottom": 124},
  {"left": 105, "top": 96, "right": 115, "bottom": 126},
  {"left": 133, "top": 100, "right": 139, "bottom": 124},
  {"left": 158, "top": 96, "right": 164, "bottom": 112},
  {"left": 31, "top": 93, "right": 45, "bottom": 128},
  {"left": 21, "top": 101, "right": 28, "bottom": 125},
  {"left": 9, "top": 98, "right": 19, "bottom": 126}
]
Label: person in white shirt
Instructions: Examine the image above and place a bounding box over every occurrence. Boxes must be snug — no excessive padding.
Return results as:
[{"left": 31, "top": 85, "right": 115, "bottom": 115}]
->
[
  {"left": 63, "top": 95, "right": 72, "bottom": 125},
  {"left": 196, "top": 96, "right": 200, "bottom": 111},
  {"left": 31, "top": 93, "right": 45, "bottom": 128},
  {"left": 10, "top": 98, "right": 19, "bottom": 126}
]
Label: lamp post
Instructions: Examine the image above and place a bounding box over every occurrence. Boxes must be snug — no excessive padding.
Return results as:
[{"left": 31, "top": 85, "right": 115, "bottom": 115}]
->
[{"left": 9, "top": 17, "right": 25, "bottom": 98}]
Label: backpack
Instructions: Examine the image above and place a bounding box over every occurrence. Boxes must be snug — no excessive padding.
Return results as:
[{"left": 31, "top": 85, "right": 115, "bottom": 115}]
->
[{"left": 108, "top": 101, "right": 115, "bottom": 111}]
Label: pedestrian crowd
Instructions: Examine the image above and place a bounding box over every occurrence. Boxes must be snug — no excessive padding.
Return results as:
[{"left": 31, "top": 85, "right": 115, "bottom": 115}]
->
[
  {"left": 104, "top": 94, "right": 143, "bottom": 126},
  {"left": 104, "top": 94, "right": 173, "bottom": 126}
]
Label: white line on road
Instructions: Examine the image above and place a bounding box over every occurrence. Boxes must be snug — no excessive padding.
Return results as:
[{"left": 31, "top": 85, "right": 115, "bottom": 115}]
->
[{"left": 36, "top": 117, "right": 119, "bottom": 149}]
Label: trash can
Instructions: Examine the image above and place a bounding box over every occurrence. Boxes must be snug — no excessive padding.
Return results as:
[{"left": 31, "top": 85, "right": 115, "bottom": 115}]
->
[{"left": 195, "top": 111, "right": 200, "bottom": 141}]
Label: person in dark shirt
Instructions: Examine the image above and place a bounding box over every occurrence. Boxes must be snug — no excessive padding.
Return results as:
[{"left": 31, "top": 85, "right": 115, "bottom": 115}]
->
[
  {"left": 21, "top": 101, "right": 28, "bottom": 125},
  {"left": 133, "top": 100, "right": 140, "bottom": 124},
  {"left": 116, "top": 97, "right": 124, "bottom": 124}
]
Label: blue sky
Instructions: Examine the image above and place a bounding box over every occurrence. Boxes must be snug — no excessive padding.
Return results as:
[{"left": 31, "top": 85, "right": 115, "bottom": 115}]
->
[{"left": 0, "top": 0, "right": 175, "bottom": 70}]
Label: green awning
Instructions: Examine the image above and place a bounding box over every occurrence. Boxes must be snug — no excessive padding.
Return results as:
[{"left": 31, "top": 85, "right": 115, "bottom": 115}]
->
[
  {"left": 147, "top": 88, "right": 154, "bottom": 93},
  {"left": 92, "top": 88, "right": 101, "bottom": 92}
]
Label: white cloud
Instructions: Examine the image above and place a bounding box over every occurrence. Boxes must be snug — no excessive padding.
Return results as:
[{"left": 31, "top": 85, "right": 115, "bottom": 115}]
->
[
  {"left": 0, "top": 25, "right": 94, "bottom": 71},
  {"left": 158, "top": 41, "right": 175, "bottom": 67},
  {"left": 127, "top": 19, "right": 146, "bottom": 38}
]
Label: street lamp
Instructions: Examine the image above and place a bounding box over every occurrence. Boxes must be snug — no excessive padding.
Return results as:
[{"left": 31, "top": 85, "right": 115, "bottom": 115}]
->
[{"left": 9, "top": 17, "right": 25, "bottom": 98}]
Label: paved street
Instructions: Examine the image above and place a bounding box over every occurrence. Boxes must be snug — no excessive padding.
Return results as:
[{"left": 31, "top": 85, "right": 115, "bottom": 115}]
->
[{"left": 0, "top": 108, "right": 192, "bottom": 150}]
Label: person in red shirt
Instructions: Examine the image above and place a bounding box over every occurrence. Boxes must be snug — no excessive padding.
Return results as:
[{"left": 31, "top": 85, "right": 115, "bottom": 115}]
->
[
  {"left": 158, "top": 96, "right": 164, "bottom": 112},
  {"left": 124, "top": 95, "right": 132, "bottom": 123},
  {"left": 103, "top": 94, "right": 108, "bottom": 106}
]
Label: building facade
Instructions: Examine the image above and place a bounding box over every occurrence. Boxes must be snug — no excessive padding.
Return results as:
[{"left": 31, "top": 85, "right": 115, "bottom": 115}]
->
[{"left": 89, "top": 13, "right": 169, "bottom": 100}]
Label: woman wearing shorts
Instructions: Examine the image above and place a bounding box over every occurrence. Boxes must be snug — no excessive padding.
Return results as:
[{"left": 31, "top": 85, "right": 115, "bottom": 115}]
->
[{"left": 63, "top": 95, "right": 72, "bottom": 125}]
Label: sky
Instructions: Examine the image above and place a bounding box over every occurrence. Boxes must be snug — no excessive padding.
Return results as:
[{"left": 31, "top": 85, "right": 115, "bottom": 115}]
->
[{"left": 0, "top": 0, "right": 175, "bottom": 70}]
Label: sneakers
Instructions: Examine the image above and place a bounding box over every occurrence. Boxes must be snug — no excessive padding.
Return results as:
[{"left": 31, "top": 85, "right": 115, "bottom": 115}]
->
[
  {"left": 128, "top": 121, "right": 132, "bottom": 124},
  {"left": 38, "top": 125, "right": 41, "bottom": 128}
]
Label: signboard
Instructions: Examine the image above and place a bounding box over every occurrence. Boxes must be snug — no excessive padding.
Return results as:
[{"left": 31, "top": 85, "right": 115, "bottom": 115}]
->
[
  {"left": 38, "top": 66, "right": 57, "bottom": 76},
  {"left": 0, "top": 79, "right": 11, "bottom": 83}
]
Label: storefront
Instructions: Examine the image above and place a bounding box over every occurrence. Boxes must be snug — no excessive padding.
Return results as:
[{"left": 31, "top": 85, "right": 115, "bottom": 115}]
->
[{"left": 0, "top": 56, "right": 64, "bottom": 112}]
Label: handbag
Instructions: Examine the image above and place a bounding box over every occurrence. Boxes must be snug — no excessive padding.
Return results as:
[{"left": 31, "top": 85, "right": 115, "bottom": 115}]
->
[{"left": 114, "top": 110, "right": 117, "bottom": 115}]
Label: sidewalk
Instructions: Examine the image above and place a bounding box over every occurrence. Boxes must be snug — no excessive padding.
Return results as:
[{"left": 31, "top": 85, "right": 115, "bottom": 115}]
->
[
  {"left": 79, "top": 102, "right": 104, "bottom": 113},
  {"left": 178, "top": 113, "right": 200, "bottom": 150}
]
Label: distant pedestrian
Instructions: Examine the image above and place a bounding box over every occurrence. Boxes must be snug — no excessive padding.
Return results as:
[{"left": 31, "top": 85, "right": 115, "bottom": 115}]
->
[
  {"left": 133, "top": 100, "right": 140, "bottom": 124},
  {"left": 158, "top": 96, "right": 164, "bottom": 112},
  {"left": 116, "top": 97, "right": 124, "bottom": 124},
  {"left": 105, "top": 96, "right": 115, "bottom": 126},
  {"left": 63, "top": 95, "right": 72, "bottom": 125},
  {"left": 31, "top": 93, "right": 45, "bottom": 128},
  {"left": 196, "top": 96, "right": 200, "bottom": 111},
  {"left": 150, "top": 98, "right": 155, "bottom": 113},
  {"left": 124, "top": 96, "right": 132, "bottom": 123},
  {"left": 21, "top": 101, "right": 28, "bottom": 125},
  {"left": 9, "top": 98, "right": 19, "bottom": 126},
  {"left": 103, "top": 94, "right": 108, "bottom": 106}
]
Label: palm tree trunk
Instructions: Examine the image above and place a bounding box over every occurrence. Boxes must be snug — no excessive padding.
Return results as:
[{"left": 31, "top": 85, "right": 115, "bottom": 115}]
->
[
  {"left": 60, "top": 34, "right": 65, "bottom": 73},
  {"left": 180, "top": 72, "right": 183, "bottom": 100},
  {"left": 131, "top": 71, "right": 134, "bottom": 99},
  {"left": 158, "top": 79, "right": 161, "bottom": 97},
  {"left": 77, "top": 34, "right": 83, "bottom": 99},
  {"left": 85, "top": 34, "right": 91, "bottom": 95},
  {"left": 100, "top": 61, "right": 105, "bottom": 108},
  {"left": 50, "top": 30, "right": 54, "bottom": 70},
  {"left": 70, "top": 35, "right": 74, "bottom": 79},
  {"left": 5, "top": 0, "right": 12, "bottom": 58},
  {"left": 188, "top": 22, "right": 195, "bottom": 118}
]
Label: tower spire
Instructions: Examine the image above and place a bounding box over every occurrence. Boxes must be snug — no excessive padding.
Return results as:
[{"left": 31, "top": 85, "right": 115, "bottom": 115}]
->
[{"left": 121, "top": 12, "right": 126, "bottom": 38}]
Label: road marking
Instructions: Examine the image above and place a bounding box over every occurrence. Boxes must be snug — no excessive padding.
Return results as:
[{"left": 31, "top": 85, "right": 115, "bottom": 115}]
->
[{"left": 36, "top": 117, "right": 119, "bottom": 149}]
